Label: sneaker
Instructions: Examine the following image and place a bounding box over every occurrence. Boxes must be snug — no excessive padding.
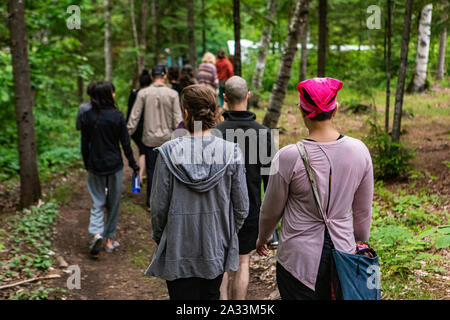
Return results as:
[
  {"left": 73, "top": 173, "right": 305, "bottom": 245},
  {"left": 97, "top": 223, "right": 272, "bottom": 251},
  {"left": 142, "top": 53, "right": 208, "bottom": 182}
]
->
[{"left": 89, "top": 235, "right": 103, "bottom": 256}]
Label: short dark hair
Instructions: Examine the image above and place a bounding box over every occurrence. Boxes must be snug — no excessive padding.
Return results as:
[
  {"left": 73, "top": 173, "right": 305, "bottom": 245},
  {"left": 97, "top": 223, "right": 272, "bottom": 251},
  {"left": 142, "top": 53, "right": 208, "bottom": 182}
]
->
[
  {"left": 139, "top": 69, "right": 151, "bottom": 88},
  {"left": 91, "top": 81, "right": 117, "bottom": 111},
  {"left": 152, "top": 64, "right": 166, "bottom": 78},
  {"left": 217, "top": 50, "right": 226, "bottom": 59},
  {"left": 300, "top": 88, "right": 336, "bottom": 121},
  {"left": 181, "top": 85, "right": 219, "bottom": 133},
  {"left": 168, "top": 65, "right": 180, "bottom": 82}
]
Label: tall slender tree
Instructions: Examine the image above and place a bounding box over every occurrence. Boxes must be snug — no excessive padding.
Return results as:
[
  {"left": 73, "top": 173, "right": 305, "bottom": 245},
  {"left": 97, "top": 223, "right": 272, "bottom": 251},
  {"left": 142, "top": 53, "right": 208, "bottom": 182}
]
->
[
  {"left": 249, "top": 0, "right": 279, "bottom": 109},
  {"left": 187, "top": 0, "right": 196, "bottom": 67},
  {"left": 130, "top": 0, "right": 144, "bottom": 74},
  {"left": 263, "top": 0, "right": 311, "bottom": 129},
  {"left": 385, "top": 0, "right": 393, "bottom": 133},
  {"left": 392, "top": 0, "right": 414, "bottom": 143},
  {"left": 436, "top": 2, "right": 448, "bottom": 81},
  {"left": 317, "top": 0, "right": 327, "bottom": 77},
  {"left": 436, "top": 26, "right": 447, "bottom": 80},
  {"left": 411, "top": 4, "right": 433, "bottom": 92},
  {"left": 7, "top": 0, "right": 42, "bottom": 208},
  {"left": 104, "top": 0, "right": 113, "bottom": 82},
  {"left": 233, "top": 0, "right": 242, "bottom": 76},
  {"left": 151, "top": 0, "right": 158, "bottom": 65},
  {"left": 201, "top": 0, "right": 206, "bottom": 55}
]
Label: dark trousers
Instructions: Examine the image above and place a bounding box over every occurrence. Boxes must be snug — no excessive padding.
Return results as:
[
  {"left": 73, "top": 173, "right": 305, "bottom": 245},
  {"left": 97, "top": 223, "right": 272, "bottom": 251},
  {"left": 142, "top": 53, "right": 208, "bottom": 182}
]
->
[
  {"left": 276, "top": 229, "right": 341, "bottom": 300},
  {"left": 166, "top": 275, "right": 223, "bottom": 300},
  {"left": 144, "top": 146, "right": 158, "bottom": 207}
]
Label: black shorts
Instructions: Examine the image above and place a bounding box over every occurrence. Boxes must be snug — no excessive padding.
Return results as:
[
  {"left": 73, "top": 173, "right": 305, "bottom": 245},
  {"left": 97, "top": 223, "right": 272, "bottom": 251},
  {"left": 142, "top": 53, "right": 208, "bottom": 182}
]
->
[{"left": 238, "top": 216, "right": 259, "bottom": 255}]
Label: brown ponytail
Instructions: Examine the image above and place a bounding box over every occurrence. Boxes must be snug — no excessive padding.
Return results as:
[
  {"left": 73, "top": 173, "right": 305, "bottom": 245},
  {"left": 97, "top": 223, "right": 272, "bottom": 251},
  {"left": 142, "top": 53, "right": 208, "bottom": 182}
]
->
[{"left": 181, "top": 84, "right": 220, "bottom": 133}]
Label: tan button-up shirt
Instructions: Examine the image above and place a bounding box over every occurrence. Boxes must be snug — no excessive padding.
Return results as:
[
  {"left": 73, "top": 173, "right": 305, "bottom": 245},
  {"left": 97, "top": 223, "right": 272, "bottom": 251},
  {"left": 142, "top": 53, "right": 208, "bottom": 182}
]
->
[{"left": 127, "top": 83, "right": 183, "bottom": 147}]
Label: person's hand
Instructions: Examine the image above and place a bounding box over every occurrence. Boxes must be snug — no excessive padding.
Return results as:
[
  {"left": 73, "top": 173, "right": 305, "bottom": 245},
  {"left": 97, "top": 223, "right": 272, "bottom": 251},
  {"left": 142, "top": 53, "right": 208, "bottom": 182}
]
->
[
  {"left": 256, "top": 238, "right": 270, "bottom": 256},
  {"left": 131, "top": 164, "right": 140, "bottom": 173}
]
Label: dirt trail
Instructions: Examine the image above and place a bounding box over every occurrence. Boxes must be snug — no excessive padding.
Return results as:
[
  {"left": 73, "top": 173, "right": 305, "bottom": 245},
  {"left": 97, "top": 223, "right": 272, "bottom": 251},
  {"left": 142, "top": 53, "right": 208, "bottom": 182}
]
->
[{"left": 48, "top": 153, "right": 274, "bottom": 300}]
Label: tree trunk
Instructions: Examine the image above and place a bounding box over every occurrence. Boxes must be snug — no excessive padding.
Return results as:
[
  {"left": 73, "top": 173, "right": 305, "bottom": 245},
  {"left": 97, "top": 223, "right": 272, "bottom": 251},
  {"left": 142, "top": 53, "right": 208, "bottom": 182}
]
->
[
  {"left": 263, "top": 0, "right": 311, "bottom": 129},
  {"left": 317, "top": 0, "right": 327, "bottom": 77},
  {"left": 150, "top": 0, "right": 158, "bottom": 65},
  {"left": 104, "top": 0, "right": 113, "bottom": 82},
  {"left": 392, "top": 0, "right": 413, "bottom": 143},
  {"left": 201, "top": 0, "right": 206, "bottom": 55},
  {"left": 140, "top": 0, "right": 149, "bottom": 69},
  {"left": 385, "top": 0, "right": 392, "bottom": 133},
  {"left": 233, "top": 0, "right": 242, "bottom": 76},
  {"left": 7, "top": 0, "right": 41, "bottom": 208},
  {"left": 130, "top": 0, "right": 144, "bottom": 75},
  {"left": 249, "top": 0, "right": 279, "bottom": 109},
  {"left": 299, "top": 6, "right": 309, "bottom": 82},
  {"left": 187, "top": 0, "right": 196, "bottom": 67},
  {"left": 411, "top": 4, "right": 433, "bottom": 92},
  {"left": 77, "top": 76, "right": 84, "bottom": 105},
  {"left": 436, "top": 26, "right": 447, "bottom": 81}
]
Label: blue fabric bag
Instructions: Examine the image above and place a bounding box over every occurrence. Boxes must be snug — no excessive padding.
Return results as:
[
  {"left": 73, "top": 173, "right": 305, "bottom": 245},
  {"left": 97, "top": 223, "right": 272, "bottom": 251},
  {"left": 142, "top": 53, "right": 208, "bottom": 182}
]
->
[
  {"left": 332, "top": 249, "right": 381, "bottom": 300},
  {"left": 296, "top": 142, "right": 381, "bottom": 300}
]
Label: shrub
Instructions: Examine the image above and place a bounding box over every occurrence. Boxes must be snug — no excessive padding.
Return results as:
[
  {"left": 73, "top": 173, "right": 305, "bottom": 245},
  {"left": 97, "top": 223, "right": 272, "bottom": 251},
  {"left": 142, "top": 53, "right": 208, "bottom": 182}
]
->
[{"left": 364, "top": 120, "right": 414, "bottom": 180}]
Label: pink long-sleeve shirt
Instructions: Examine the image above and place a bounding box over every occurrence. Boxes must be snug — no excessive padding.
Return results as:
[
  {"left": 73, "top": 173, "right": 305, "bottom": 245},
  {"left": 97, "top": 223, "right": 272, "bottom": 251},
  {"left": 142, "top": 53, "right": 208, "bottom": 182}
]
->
[{"left": 259, "top": 136, "right": 374, "bottom": 291}]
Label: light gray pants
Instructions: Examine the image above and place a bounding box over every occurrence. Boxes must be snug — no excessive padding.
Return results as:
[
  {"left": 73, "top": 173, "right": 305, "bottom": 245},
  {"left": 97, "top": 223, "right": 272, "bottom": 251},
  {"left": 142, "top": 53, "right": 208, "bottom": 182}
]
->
[{"left": 87, "top": 170, "right": 123, "bottom": 238}]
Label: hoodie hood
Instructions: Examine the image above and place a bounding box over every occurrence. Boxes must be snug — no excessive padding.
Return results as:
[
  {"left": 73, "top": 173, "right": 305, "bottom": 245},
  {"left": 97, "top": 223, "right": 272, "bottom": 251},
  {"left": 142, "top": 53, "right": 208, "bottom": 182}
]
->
[
  {"left": 157, "top": 135, "right": 241, "bottom": 192},
  {"left": 222, "top": 110, "right": 256, "bottom": 122}
]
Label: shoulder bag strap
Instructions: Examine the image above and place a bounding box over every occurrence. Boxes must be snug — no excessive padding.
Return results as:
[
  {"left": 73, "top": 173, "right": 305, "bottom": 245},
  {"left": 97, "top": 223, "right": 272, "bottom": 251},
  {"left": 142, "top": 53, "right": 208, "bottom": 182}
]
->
[{"left": 296, "top": 141, "right": 329, "bottom": 228}]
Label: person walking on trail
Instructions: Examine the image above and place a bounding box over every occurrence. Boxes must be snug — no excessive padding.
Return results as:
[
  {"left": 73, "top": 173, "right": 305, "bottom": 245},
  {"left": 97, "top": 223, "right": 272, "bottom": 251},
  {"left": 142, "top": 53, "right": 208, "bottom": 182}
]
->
[
  {"left": 80, "top": 81, "right": 139, "bottom": 256},
  {"left": 126, "top": 69, "right": 151, "bottom": 184},
  {"left": 256, "top": 78, "right": 374, "bottom": 300},
  {"left": 127, "top": 65, "right": 183, "bottom": 210},
  {"left": 167, "top": 65, "right": 183, "bottom": 96},
  {"left": 145, "top": 85, "right": 249, "bottom": 300},
  {"left": 197, "top": 52, "right": 219, "bottom": 94},
  {"left": 215, "top": 76, "right": 273, "bottom": 300},
  {"left": 215, "top": 50, "right": 234, "bottom": 107},
  {"left": 76, "top": 81, "right": 96, "bottom": 130}
]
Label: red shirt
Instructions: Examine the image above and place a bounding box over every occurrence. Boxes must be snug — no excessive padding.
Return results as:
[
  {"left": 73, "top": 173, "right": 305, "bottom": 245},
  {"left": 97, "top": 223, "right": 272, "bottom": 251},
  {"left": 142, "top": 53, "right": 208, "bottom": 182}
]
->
[{"left": 216, "top": 58, "right": 234, "bottom": 81}]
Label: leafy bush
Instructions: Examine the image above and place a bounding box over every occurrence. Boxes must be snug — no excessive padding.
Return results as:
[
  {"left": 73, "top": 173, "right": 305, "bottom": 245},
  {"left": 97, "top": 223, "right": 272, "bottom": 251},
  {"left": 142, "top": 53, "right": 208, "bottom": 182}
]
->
[{"left": 364, "top": 120, "right": 414, "bottom": 180}]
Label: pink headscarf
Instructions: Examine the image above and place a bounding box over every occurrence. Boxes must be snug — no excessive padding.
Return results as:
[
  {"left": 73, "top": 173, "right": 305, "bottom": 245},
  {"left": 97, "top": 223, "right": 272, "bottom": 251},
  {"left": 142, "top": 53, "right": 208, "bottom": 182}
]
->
[{"left": 296, "top": 77, "right": 343, "bottom": 119}]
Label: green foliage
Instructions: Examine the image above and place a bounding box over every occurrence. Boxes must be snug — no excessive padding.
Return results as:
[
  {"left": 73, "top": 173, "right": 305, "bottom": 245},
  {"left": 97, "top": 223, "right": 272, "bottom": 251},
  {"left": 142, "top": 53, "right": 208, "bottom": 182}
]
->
[
  {"left": 2, "top": 202, "right": 59, "bottom": 279},
  {"left": 10, "top": 287, "right": 66, "bottom": 300},
  {"left": 370, "top": 184, "right": 448, "bottom": 299},
  {"left": 364, "top": 120, "right": 414, "bottom": 180}
]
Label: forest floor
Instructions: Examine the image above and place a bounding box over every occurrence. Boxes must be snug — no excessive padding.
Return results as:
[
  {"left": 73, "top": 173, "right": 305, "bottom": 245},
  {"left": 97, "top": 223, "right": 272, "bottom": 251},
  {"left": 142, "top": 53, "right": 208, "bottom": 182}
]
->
[{"left": 0, "top": 87, "right": 449, "bottom": 300}]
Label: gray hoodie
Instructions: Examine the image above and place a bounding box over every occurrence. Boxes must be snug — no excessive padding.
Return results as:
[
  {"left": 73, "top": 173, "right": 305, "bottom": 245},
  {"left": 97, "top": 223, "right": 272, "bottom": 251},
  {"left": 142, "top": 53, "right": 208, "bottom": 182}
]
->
[{"left": 145, "top": 135, "right": 249, "bottom": 281}]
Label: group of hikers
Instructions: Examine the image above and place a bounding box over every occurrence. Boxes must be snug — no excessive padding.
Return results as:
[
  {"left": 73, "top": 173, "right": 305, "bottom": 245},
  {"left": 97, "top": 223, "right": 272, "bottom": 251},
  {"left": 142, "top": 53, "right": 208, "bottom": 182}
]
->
[{"left": 76, "top": 49, "right": 374, "bottom": 300}]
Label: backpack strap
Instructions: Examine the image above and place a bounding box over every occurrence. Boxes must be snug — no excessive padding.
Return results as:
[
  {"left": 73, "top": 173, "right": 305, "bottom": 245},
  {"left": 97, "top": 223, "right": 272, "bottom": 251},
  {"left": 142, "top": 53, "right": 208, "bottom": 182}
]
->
[{"left": 296, "top": 141, "right": 329, "bottom": 228}]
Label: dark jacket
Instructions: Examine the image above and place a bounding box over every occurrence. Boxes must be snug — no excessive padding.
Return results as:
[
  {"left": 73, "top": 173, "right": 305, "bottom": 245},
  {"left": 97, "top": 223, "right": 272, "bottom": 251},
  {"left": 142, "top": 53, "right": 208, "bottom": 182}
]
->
[
  {"left": 81, "top": 108, "right": 137, "bottom": 176},
  {"left": 215, "top": 110, "right": 273, "bottom": 223},
  {"left": 126, "top": 89, "right": 144, "bottom": 144}
]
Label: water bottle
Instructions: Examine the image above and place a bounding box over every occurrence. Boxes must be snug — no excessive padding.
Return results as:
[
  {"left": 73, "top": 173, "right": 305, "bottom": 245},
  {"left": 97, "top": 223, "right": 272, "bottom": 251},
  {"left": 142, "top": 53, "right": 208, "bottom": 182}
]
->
[{"left": 132, "top": 172, "right": 140, "bottom": 194}]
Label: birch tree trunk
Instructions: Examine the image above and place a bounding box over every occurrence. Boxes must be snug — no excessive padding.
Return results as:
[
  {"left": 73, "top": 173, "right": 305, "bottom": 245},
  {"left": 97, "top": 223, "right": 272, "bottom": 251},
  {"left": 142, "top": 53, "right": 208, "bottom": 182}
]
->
[
  {"left": 249, "top": 0, "right": 278, "bottom": 109},
  {"left": 436, "top": 26, "right": 447, "bottom": 81},
  {"left": 385, "top": 0, "right": 392, "bottom": 133},
  {"left": 317, "top": 0, "right": 327, "bottom": 77},
  {"left": 233, "top": 0, "right": 242, "bottom": 76},
  {"left": 392, "top": 0, "right": 413, "bottom": 143},
  {"left": 263, "top": 0, "right": 311, "bottom": 129},
  {"left": 104, "top": 0, "right": 113, "bottom": 82},
  {"left": 130, "top": 0, "right": 144, "bottom": 75},
  {"left": 299, "top": 8, "right": 310, "bottom": 82},
  {"left": 412, "top": 4, "right": 433, "bottom": 92},
  {"left": 7, "top": 0, "right": 42, "bottom": 208},
  {"left": 187, "top": 0, "right": 196, "bottom": 67}
]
